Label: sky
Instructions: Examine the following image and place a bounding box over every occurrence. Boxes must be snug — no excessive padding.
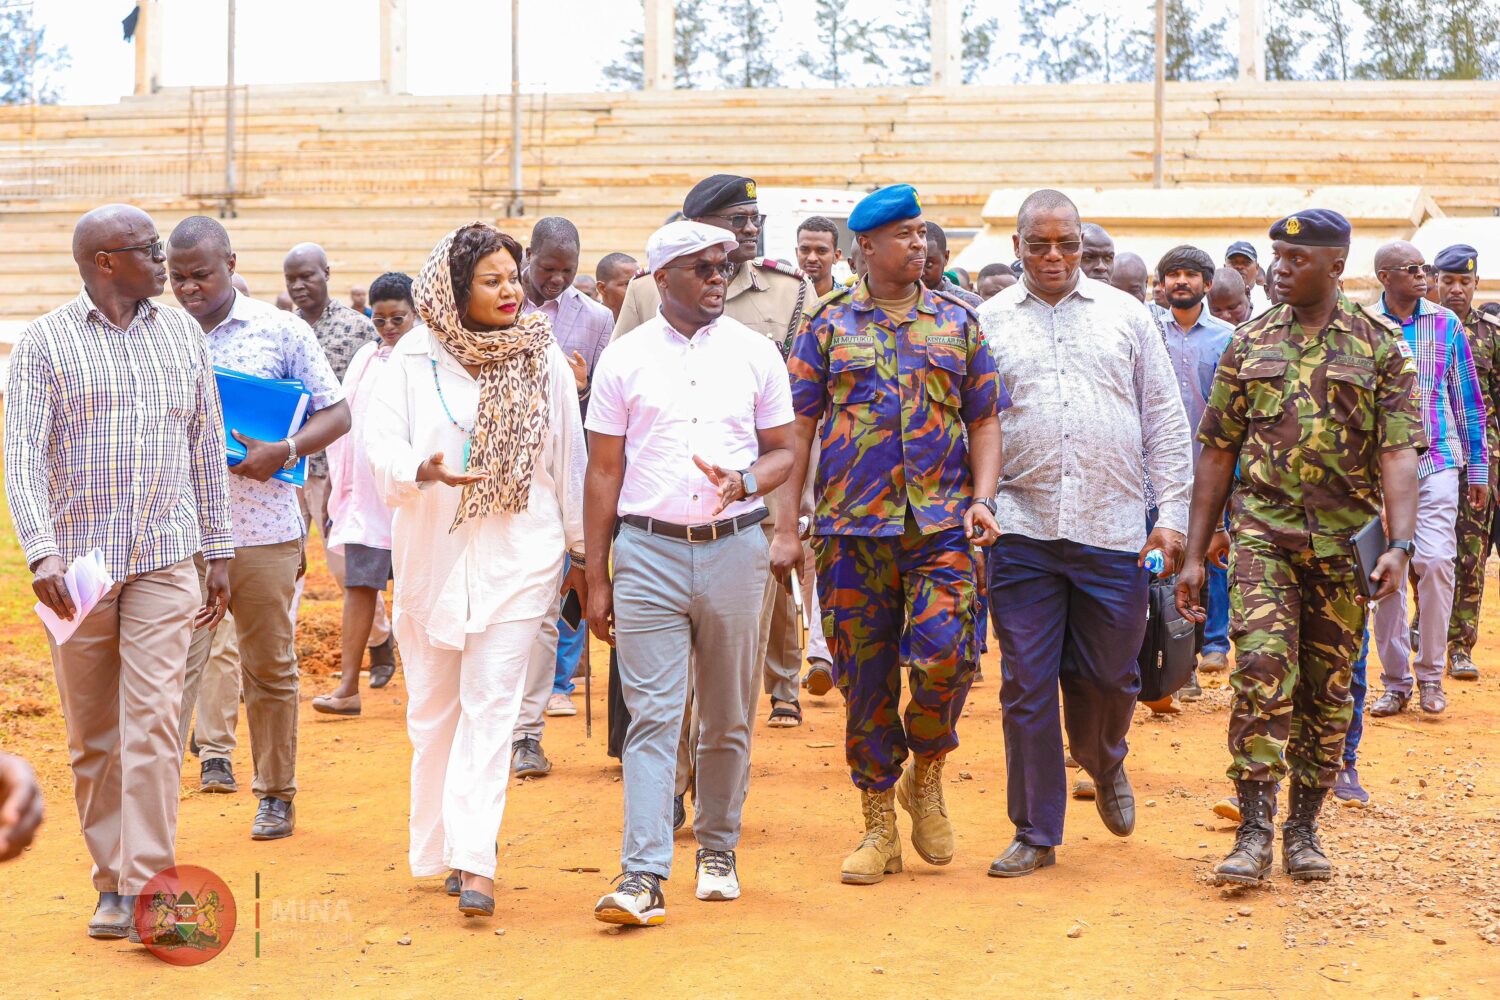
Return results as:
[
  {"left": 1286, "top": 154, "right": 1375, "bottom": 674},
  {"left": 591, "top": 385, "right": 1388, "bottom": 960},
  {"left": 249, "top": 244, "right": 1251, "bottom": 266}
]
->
[{"left": 28, "top": 0, "right": 1162, "bottom": 104}]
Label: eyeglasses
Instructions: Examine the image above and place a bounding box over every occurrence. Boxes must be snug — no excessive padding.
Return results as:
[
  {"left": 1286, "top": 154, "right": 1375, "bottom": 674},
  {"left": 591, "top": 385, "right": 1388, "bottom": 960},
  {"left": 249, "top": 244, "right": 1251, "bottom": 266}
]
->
[
  {"left": 705, "top": 213, "right": 766, "bottom": 231},
  {"left": 101, "top": 239, "right": 164, "bottom": 258},
  {"left": 1022, "top": 239, "right": 1083, "bottom": 257},
  {"left": 371, "top": 313, "right": 410, "bottom": 328},
  {"left": 660, "top": 260, "right": 736, "bottom": 282},
  {"left": 1378, "top": 263, "right": 1425, "bottom": 277}
]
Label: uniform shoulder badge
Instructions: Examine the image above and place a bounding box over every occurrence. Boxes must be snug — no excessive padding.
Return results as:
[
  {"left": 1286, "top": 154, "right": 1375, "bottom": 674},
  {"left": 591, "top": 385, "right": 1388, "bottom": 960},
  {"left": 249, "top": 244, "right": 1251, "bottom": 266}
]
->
[
  {"left": 1359, "top": 302, "right": 1403, "bottom": 336},
  {"left": 807, "top": 283, "right": 854, "bottom": 319},
  {"left": 753, "top": 256, "right": 807, "bottom": 281}
]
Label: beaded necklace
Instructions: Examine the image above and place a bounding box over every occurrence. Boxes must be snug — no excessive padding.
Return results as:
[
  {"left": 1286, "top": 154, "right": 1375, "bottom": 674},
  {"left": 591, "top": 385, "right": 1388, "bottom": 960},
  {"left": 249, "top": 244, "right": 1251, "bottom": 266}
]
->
[{"left": 430, "top": 358, "right": 473, "bottom": 470}]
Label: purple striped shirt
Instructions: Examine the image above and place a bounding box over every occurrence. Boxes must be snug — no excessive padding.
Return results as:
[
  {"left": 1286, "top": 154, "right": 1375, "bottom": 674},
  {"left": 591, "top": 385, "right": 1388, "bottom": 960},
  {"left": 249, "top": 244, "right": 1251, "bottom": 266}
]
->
[{"left": 1381, "top": 295, "right": 1489, "bottom": 481}]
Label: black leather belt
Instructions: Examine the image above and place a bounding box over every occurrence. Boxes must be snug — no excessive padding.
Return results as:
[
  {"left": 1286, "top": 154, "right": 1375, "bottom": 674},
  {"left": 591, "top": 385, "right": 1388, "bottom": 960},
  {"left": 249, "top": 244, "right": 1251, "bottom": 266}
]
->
[{"left": 621, "top": 507, "right": 768, "bottom": 543}]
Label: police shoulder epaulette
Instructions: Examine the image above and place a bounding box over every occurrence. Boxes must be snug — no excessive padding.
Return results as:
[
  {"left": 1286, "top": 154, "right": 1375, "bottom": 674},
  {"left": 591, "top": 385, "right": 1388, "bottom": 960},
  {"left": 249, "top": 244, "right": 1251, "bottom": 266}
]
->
[
  {"left": 933, "top": 287, "right": 981, "bottom": 322},
  {"left": 1359, "top": 302, "right": 1402, "bottom": 335},
  {"left": 807, "top": 283, "right": 854, "bottom": 320},
  {"left": 753, "top": 256, "right": 807, "bottom": 281}
]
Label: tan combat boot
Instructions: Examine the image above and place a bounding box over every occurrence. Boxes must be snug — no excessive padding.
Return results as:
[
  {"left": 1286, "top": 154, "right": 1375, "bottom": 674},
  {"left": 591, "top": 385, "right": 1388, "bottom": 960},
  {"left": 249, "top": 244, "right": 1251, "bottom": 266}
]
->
[
  {"left": 896, "top": 755, "right": 954, "bottom": 865},
  {"left": 841, "top": 788, "right": 902, "bottom": 885}
]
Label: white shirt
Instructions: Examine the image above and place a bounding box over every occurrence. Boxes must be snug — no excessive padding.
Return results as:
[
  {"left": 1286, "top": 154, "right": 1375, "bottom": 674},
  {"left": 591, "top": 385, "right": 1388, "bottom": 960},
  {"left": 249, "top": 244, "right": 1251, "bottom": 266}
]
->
[
  {"left": 204, "top": 290, "right": 344, "bottom": 548},
  {"left": 586, "top": 311, "right": 794, "bottom": 524},
  {"left": 363, "top": 327, "right": 585, "bottom": 650},
  {"left": 327, "top": 340, "right": 395, "bottom": 553},
  {"left": 979, "top": 275, "right": 1193, "bottom": 553}
]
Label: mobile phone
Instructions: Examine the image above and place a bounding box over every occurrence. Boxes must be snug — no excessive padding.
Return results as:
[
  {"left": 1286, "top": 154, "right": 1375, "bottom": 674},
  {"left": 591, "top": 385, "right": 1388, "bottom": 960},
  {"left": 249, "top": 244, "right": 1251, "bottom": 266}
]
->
[{"left": 561, "top": 587, "right": 583, "bottom": 630}]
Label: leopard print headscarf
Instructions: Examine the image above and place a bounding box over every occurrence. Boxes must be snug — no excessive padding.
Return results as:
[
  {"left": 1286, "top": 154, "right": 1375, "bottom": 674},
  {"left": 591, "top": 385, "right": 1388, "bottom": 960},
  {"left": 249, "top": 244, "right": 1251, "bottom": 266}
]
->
[{"left": 414, "top": 225, "right": 553, "bottom": 531}]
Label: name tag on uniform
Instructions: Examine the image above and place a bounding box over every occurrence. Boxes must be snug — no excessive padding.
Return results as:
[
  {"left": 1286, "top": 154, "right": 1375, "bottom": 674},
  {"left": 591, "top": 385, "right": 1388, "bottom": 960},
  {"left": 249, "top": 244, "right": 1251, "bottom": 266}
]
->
[
  {"left": 926, "top": 334, "right": 966, "bottom": 348},
  {"left": 832, "top": 334, "right": 874, "bottom": 347},
  {"left": 1330, "top": 353, "right": 1375, "bottom": 371}
]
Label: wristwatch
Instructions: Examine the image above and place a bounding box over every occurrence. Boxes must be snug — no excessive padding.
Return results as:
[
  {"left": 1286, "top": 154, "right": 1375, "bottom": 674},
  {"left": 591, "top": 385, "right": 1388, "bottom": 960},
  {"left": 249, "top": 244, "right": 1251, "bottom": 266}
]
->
[
  {"left": 1388, "top": 538, "right": 1414, "bottom": 556},
  {"left": 739, "top": 469, "right": 759, "bottom": 499},
  {"left": 281, "top": 437, "right": 299, "bottom": 472},
  {"left": 973, "top": 497, "right": 998, "bottom": 516}
]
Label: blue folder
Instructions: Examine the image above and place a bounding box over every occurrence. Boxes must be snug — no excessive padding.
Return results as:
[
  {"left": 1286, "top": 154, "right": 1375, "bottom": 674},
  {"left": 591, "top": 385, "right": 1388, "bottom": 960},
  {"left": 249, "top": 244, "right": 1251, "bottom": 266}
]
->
[{"left": 213, "top": 367, "right": 312, "bottom": 487}]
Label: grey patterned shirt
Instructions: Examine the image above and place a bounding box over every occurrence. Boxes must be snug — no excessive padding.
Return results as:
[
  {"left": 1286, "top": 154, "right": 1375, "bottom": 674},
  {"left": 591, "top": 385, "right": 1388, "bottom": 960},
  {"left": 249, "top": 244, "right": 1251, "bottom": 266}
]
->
[
  {"left": 979, "top": 275, "right": 1193, "bottom": 553},
  {"left": 300, "top": 298, "right": 376, "bottom": 477}
]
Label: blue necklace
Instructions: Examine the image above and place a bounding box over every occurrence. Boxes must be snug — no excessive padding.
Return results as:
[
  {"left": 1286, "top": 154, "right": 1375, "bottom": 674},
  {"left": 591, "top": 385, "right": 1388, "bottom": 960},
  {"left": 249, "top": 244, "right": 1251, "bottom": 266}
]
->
[{"left": 430, "top": 358, "right": 473, "bottom": 470}]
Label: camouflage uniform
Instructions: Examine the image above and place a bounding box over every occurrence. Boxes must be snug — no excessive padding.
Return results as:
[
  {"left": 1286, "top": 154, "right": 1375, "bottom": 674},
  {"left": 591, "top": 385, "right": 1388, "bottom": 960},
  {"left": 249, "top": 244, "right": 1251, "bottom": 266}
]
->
[
  {"left": 1197, "top": 297, "right": 1425, "bottom": 787},
  {"left": 1447, "top": 305, "right": 1500, "bottom": 657},
  {"left": 787, "top": 278, "right": 1005, "bottom": 790}
]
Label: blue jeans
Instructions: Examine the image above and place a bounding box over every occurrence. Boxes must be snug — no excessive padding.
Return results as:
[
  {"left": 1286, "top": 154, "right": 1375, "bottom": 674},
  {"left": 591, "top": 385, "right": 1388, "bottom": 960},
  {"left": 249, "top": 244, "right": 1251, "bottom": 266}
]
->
[
  {"left": 1343, "top": 625, "right": 1370, "bottom": 765},
  {"left": 1203, "top": 562, "right": 1230, "bottom": 654},
  {"left": 553, "top": 553, "right": 585, "bottom": 695}
]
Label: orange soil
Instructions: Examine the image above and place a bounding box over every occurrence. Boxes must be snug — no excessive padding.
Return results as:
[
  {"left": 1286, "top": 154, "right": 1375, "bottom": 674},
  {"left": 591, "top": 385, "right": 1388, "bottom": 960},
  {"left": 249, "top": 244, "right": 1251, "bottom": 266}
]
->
[{"left": 1, "top": 536, "right": 1498, "bottom": 998}]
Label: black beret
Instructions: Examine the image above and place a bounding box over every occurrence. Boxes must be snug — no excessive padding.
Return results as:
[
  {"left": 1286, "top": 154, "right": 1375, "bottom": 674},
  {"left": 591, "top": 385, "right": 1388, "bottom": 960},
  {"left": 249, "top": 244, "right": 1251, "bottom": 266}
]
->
[
  {"left": 1435, "top": 243, "right": 1478, "bottom": 275},
  {"left": 1269, "top": 209, "right": 1351, "bottom": 247},
  {"left": 683, "top": 175, "right": 758, "bottom": 219}
]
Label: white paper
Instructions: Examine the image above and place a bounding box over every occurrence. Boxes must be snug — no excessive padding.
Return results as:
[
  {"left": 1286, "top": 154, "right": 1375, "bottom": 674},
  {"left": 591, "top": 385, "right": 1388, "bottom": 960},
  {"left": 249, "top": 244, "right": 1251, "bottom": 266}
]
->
[{"left": 33, "top": 548, "right": 115, "bottom": 645}]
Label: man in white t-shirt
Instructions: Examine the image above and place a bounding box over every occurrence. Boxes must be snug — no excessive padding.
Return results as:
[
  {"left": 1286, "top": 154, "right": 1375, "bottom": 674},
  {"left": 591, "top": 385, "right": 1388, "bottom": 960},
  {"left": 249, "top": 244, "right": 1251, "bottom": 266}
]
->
[{"left": 585, "top": 221, "right": 797, "bottom": 926}]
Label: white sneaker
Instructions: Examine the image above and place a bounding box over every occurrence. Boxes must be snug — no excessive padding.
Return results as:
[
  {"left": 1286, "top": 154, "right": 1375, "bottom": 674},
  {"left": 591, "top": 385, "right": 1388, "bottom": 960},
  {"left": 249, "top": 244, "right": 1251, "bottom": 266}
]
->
[
  {"left": 594, "top": 871, "right": 666, "bottom": 926},
  {"left": 545, "top": 692, "right": 576, "bottom": 717},
  {"left": 695, "top": 849, "right": 740, "bottom": 901}
]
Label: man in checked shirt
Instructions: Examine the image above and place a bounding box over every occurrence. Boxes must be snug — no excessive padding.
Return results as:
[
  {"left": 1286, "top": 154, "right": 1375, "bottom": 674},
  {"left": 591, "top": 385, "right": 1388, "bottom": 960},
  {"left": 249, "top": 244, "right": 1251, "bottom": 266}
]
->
[{"left": 4, "top": 204, "right": 233, "bottom": 943}]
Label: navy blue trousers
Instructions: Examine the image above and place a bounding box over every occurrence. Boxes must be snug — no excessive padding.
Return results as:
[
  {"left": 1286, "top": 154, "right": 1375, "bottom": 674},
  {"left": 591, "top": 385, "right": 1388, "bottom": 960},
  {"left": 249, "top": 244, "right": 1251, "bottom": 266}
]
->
[{"left": 988, "top": 534, "right": 1148, "bottom": 847}]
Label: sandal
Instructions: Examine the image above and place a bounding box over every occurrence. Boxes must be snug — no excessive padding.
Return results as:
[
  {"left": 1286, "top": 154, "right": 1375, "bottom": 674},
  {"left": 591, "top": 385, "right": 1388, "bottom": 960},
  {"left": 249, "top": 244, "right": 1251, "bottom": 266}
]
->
[{"left": 767, "top": 699, "right": 802, "bottom": 728}]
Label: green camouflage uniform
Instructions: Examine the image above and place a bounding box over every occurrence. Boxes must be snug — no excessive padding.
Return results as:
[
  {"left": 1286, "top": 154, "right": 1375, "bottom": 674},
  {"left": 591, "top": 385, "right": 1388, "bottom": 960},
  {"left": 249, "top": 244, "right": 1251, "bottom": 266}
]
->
[
  {"left": 1197, "top": 297, "right": 1426, "bottom": 787},
  {"left": 1447, "top": 306, "right": 1500, "bottom": 657}
]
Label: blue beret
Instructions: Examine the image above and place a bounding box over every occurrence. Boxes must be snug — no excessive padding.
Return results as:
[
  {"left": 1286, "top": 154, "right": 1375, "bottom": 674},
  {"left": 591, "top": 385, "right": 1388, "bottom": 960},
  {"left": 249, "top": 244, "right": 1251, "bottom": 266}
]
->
[
  {"left": 849, "top": 184, "right": 922, "bottom": 234},
  {"left": 683, "top": 174, "right": 757, "bottom": 219},
  {"left": 1435, "top": 243, "right": 1479, "bottom": 274},
  {"left": 1269, "top": 209, "right": 1351, "bottom": 247}
]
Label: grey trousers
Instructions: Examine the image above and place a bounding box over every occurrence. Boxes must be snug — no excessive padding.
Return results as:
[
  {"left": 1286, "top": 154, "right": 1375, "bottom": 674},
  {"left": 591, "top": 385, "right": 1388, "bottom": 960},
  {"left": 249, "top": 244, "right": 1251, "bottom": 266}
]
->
[{"left": 613, "top": 521, "right": 768, "bottom": 878}]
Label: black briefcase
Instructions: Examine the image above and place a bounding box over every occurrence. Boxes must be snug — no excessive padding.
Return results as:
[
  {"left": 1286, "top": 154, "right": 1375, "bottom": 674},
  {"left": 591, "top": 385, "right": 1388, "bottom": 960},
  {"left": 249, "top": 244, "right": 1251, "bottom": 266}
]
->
[{"left": 1138, "top": 575, "right": 1198, "bottom": 702}]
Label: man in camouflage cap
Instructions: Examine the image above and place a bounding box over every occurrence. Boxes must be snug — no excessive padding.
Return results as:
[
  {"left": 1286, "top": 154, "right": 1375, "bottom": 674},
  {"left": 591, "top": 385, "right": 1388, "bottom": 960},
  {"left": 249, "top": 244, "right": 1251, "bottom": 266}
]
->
[
  {"left": 785, "top": 184, "right": 1004, "bottom": 885},
  {"left": 1434, "top": 244, "right": 1500, "bottom": 681},
  {"left": 1176, "top": 208, "right": 1424, "bottom": 886}
]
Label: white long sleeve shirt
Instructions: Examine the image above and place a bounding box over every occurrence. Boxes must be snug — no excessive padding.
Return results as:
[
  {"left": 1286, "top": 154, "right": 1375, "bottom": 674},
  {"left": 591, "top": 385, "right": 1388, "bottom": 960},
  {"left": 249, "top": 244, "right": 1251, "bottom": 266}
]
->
[{"left": 364, "top": 326, "right": 585, "bottom": 650}]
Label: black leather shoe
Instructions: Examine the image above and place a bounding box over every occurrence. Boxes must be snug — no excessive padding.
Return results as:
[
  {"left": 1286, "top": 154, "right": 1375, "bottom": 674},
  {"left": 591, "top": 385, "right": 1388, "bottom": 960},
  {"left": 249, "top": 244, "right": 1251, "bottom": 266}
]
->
[
  {"left": 200, "top": 757, "right": 237, "bottom": 793},
  {"left": 88, "top": 891, "right": 132, "bottom": 939},
  {"left": 1418, "top": 681, "right": 1446, "bottom": 715},
  {"left": 368, "top": 638, "right": 397, "bottom": 688},
  {"left": 444, "top": 871, "right": 462, "bottom": 896},
  {"left": 1369, "top": 689, "right": 1409, "bottom": 717},
  {"left": 1094, "top": 765, "right": 1136, "bottom": 837},
  {"left": 673, "top": 793, "right": 686, "bottom": 832},
  {"left": 251, "top": 796, "right": 295, "bottom": 840},
  {"left": 458, "top": 889, "right": 494, "bottom": 917},
  {"left": 987, "top": 839, "right": 1056, "bottom": 878}
]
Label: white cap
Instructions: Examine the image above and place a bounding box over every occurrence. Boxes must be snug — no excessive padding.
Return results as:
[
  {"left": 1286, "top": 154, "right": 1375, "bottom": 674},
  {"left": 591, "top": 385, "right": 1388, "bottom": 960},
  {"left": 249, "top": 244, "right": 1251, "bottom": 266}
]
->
[{"left": 645, "top": 220, "right": 738, "bottom": 273}]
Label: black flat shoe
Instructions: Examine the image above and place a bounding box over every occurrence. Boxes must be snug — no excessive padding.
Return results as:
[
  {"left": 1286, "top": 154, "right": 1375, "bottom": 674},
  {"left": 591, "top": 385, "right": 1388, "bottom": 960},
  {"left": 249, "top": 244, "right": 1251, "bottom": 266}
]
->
[
  {"left": 444, "top": 871, "right": 462, "bottom": 896},
  {"left": 458, "top": 889, "right": 494, "bottom": 917},
  {"left": 1094, "top": 765, "right": 1136, "bottom": 837},
  {"left": 987, "top": 839, "right": 1056, "bottom": 878}
]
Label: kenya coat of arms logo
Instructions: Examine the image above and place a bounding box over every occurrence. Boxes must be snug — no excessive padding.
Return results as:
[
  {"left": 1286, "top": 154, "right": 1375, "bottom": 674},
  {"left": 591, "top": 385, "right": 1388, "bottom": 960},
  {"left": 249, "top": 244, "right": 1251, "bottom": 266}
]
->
[{"left": 134, "top": 864, "right": 236, "bottom": 965}]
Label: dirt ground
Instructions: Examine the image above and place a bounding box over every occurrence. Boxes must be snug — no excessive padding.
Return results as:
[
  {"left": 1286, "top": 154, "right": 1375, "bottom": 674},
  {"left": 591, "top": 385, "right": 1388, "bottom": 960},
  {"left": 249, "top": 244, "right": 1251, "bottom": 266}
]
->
[{"left": 1, "top": 532, "right": 1498, "bottom": 999}]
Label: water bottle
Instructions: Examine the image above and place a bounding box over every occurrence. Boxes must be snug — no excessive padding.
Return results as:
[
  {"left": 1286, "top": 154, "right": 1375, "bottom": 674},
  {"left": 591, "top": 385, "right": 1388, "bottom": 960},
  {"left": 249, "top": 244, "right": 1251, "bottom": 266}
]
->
[{"left": 1143, "top": 548, "right": 1165, "bottom": 576}]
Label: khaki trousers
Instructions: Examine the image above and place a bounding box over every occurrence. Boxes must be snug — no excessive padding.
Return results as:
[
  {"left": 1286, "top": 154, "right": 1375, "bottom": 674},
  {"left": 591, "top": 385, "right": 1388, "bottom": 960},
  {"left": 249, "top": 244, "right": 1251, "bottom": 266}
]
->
[
  {"left": 180, "top": 565, "right": 242, "bottom": 762},
  {"left": 224, "top": 539, "right": 304, "bottom": 801},
  {"left": 50, "top": 558, "right": 198, "bottom": 895}
]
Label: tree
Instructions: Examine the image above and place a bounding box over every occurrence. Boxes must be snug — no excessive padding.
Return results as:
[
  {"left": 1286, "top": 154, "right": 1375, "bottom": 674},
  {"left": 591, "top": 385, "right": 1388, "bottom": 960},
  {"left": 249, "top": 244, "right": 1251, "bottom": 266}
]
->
[
  {"left": 878, "top": 0, "right": 932, "bottom": 86},
  {"left": 797, "top": 0, "right": 885, "bottom": 87},
  {"left": 600, "top": 0, "right": 713, "bottom": 90},
  {"left": 1018, "top": 0, "right": 1100, "bottom": 83},
  {"left": 715, "top": 0, "right": 783, "bottom": 88},
  {"left": 1431, "top": 0, "right": 1499, "bottom": 79},
  {"left": 1264, "top": 0, "right": 1304, "bottom": 80},
  {"left": 0, "top": 9, "right": 70, "bottom": 106},
  {"left": 1292, "top": 0, "right": 1358, "bottom": 79},
  {"left": 962, "top": 1, "right": 1001, "bottom": 83},
  {"left": 1354, "top": 0, "right": 1434, "bottom": 78},
  {"left": 1126, "top": 0, "right": 1234, "bottom": 81}
]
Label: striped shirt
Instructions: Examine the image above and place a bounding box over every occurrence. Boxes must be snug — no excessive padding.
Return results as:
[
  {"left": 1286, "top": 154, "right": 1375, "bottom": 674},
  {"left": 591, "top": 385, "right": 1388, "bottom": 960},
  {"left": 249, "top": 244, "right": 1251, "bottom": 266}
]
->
[
  {"left": 4, "top": 289, "right": 234, "bottom": 579},
  {"left": 1380, "top": 295, "right": 1489, "bottom": 482}
]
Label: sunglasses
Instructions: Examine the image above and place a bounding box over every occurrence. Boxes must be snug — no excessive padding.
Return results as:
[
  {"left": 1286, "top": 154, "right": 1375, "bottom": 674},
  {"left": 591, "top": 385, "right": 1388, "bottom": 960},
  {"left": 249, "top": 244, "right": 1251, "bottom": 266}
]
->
[
  {"left": 1378, "top": 263, "right": 1425, "bottom": 277},
  {"left": 371, "top": 313, "right": 411, "bottom": 328},
  {"left": 1022, "top": 239, "right": 1083, "bottom": 257},
  {"left": 101, "top": 239, "right": 164, "bottom": 258},
  {"left": 705, "top": 213, "right": 766, "bottom": 231},
  {"left": 660, "top": 260, "right": 736, "bottom": 282}
]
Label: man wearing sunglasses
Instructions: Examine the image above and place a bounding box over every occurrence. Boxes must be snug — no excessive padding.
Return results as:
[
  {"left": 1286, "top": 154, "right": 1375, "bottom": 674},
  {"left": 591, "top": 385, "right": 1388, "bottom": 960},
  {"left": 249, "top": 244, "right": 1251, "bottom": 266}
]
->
[
  {"left": 786, "top": 184, "right": 1004, "bottom": 886},
  {"left": 587, "top": 221, "right": 796, "bottom": 924},
  {"left": 4, "top": 204, "right": 233, "bottom": 940},
  {"left": 1368, "top": 241, "right": 1489, "bottom": 720}
]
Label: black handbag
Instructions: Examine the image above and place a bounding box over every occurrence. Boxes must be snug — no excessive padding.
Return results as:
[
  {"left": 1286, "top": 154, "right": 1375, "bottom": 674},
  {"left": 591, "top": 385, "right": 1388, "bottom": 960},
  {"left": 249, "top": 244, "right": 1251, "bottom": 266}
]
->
[{"left": 1137, "top": 574, "right": 1198, "bottom": 702}]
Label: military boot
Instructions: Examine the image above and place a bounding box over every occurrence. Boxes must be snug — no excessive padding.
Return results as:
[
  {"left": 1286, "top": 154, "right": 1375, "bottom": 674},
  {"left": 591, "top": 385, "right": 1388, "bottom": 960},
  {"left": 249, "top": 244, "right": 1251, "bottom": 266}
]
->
[
  {"left": 896, "top": 755, "right": 953, "bottom": 865},
  {"left": 1282, "top": 782, "right": 1333, "bottom": 881},
  {"left": 841, "top": 787, "right": 903, "bottom": 885},
  {"left": 1213, "top": 779, "right": 1275, "bottom": 886}
]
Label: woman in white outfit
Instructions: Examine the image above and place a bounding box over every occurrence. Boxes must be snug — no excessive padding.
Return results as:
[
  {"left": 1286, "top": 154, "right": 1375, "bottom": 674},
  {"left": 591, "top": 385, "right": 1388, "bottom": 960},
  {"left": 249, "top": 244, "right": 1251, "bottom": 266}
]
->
[{"left": 365, "top": 223, "right": 586, "bottom": 919}]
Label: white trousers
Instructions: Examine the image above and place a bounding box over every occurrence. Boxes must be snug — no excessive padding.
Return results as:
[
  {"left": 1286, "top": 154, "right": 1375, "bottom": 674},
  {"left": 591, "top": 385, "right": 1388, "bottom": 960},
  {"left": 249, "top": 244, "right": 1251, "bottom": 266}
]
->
[
  {"left": 400, "top": 613, "right": 544, "bottom": 880},
  {"left": 1375, "top": 467, "right": 1460, "bottom": 694}
]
